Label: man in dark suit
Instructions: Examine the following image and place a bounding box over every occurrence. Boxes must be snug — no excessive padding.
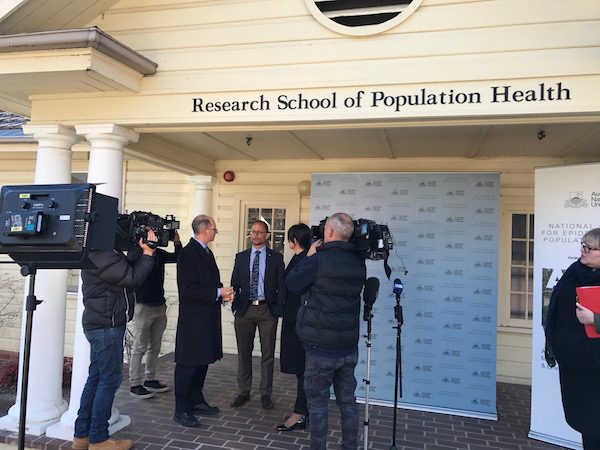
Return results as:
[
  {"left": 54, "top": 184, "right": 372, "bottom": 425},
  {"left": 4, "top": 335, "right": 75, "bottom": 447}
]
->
[
  {"left": 230, "top": 220, "right": 286, "bottom": 410},
  {"left": 173, "top": 214, "right": 234, "bottom": 427}
]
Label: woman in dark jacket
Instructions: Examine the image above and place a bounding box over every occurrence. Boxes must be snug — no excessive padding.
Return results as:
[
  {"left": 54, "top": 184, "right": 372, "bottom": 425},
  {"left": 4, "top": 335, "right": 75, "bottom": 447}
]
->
[
  {"left": 277, "top": 223, "right": 311, "bottom": 432},
  {"left": 545, "top": 228, "right": 600, "bottom": 450}
]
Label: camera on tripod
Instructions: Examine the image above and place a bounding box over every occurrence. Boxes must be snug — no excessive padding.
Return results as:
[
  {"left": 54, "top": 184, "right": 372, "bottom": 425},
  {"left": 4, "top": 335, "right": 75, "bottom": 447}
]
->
[
  {"left": 115, "top": 211, "right": 180, "bottom": 251},
  {"left": 311, "top": 217, "right": 393, "bottom": 260}
]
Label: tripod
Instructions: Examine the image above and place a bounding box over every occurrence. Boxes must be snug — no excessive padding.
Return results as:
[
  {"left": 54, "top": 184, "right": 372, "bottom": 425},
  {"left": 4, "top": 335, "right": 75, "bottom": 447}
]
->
[
  {"left": 17, "top": 264, "right": 42, "bottom": 450},
  {"left": 390, "top": 282, "right": 404, "bottom": 450},
  {"left": 362, "top": 303, "right": 374, "bottom": 450}
]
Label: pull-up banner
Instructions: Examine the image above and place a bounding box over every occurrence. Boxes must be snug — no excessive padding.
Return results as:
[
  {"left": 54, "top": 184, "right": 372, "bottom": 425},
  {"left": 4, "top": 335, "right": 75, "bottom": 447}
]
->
[
  {"left": 530, "top": 163, "right": 600, "bottom": 449},
  {"left": 311, "top": 172, "right": 499, "bottom": 418}
]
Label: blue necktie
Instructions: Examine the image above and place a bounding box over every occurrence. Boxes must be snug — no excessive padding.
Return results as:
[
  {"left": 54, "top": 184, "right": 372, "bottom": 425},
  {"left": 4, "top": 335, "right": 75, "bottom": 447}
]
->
[{"left": 250, "top": 250, "right": 260, "bottom": 300}]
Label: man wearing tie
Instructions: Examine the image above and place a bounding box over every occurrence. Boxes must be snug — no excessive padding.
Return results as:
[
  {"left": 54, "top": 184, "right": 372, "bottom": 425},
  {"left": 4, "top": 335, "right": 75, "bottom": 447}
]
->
[
  {"left": 230, "top": 220, "right": 286, "bottom": 410},
  {"left": 173, "top": 214, "right": 233, "bottom": 427}
]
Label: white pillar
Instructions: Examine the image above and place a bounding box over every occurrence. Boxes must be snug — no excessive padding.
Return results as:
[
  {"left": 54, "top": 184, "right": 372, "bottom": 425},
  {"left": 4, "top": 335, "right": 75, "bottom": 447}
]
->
[
  {"left": 46, "top": 124, "right": 138, "bottom": 441},
  {"left": 189, "top": 175, "right": 214, "bottom": 216},
  {"left": 0, "top": 124, "right": 77, "bottom": 435}
]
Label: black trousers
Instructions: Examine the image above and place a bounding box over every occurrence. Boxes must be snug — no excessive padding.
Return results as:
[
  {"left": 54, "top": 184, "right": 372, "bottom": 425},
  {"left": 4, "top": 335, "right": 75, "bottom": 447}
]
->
[
  {"left": 174, "top": 363, "right": 208, "bottom": 414},
  {"left": 294, "top": 373, "right": 308, "bottom": 416}
]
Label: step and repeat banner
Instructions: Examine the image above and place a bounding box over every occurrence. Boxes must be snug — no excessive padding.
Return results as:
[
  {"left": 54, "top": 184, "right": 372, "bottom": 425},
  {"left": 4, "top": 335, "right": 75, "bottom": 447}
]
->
[
  {"left": 530, "top": 163, "right": 600, "bottom": 449},
  {"left": 310, "top": 172, "right": 499, "bottom": 418}
]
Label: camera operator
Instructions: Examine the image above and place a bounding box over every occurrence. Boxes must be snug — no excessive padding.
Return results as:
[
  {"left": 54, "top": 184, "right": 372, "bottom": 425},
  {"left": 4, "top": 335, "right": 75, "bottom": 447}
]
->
[
  {"left": 128, "top": 230, "right": 182, "bottom": 399},
  {"left": 286, "top": 212, "right": 367, "bottom": 450},
  {"left": 73, "top": 230, "right": 157, "bottom": 450}
]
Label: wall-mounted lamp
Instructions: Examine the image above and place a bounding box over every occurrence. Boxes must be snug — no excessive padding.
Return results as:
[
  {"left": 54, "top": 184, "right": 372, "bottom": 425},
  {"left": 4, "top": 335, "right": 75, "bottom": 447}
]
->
[{"left": 537, "top": 130, "right": 546, "bottom": 141}]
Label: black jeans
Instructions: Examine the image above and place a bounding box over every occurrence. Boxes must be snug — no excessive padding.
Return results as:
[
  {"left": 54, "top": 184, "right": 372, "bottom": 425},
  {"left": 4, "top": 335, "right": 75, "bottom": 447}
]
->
[{"left": 304, "top": 349, "right": 359, "bottom": 450}]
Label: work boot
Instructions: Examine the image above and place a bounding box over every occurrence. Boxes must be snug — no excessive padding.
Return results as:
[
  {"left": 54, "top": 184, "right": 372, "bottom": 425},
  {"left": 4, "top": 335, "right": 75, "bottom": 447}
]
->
[
  {"left": 88, "top": 438, "right": 133, "bottom": 450},
  {"left": 72, "top": 436, "right": 89, "bottom": 449}
]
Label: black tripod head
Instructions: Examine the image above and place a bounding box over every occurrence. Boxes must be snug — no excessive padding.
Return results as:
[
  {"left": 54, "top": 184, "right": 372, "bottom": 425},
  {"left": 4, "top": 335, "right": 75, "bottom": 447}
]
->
[{"left": 363, "top": 277, "right": 379, "bottom": 321}]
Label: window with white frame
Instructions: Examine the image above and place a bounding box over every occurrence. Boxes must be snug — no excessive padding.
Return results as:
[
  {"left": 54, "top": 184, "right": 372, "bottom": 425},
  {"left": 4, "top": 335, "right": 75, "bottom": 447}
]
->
[
  {"left": 244, "top": 207, "right": 287, "bottom": 254},
  {"left": 510, "top": 213, "right": 534, "bottom": 321}
]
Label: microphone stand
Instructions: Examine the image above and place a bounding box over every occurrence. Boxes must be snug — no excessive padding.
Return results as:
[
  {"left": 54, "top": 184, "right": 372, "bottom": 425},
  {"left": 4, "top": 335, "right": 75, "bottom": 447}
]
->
[
  {"left": 390, "top": 292, "right": 403, "bottom": 450},
  {"left": 362, "top": 302, "right": 374, "bottom": 450}
]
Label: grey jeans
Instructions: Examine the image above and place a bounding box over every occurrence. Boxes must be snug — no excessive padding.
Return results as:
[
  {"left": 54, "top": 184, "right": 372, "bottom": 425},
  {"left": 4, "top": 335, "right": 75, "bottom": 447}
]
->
[
  {"left": 304, "top": 349, "right": 359, "bottom": 450},
  {"left": 129, "top": 303, "right": 167, "bottom": 386}
]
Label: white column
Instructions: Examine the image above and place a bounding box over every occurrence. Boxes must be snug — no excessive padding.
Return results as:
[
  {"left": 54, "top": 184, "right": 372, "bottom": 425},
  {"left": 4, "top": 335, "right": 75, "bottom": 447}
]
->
[
  {"left": 0, "top": 124, "right": 77, "bottom": 435},
  {"left": 46, "top": 124, "right": 138, "bottom": 441},
  {"left": 189, "top": 175, "right": 214, "bottom": 216}
]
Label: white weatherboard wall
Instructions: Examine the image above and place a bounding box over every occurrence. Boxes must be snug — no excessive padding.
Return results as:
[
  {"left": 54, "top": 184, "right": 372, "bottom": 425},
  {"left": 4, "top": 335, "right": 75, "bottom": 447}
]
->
[
  {"left": 530, "top": 163, "right": 600, "bottom": 449},
  {"left": 310, "top": 172, "right": 499, "bottom": 418}
]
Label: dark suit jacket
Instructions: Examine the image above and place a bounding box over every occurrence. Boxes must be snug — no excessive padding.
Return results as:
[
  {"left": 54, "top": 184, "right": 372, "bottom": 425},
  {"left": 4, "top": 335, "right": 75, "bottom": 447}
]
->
[
  {"left": 175, "top": 238, "right": 223, "bottom": 366},
  {"left": 231, "top": 247, "right": 286, "bottom": 318}
]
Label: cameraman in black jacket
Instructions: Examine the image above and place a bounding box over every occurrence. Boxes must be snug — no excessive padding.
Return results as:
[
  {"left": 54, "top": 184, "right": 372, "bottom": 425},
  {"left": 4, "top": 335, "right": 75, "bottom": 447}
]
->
[
  {"left": 286, "top": 213, "right": 366, "bottom": 450},
  {"left": 73, "top": 230, "right": 157, "bottom": 450}
]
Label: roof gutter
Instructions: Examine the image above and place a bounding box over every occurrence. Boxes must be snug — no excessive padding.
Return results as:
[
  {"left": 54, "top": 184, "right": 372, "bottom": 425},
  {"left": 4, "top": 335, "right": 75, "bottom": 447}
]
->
[{"left": 0, "top": 26, "right": 157, "bottom": 75}]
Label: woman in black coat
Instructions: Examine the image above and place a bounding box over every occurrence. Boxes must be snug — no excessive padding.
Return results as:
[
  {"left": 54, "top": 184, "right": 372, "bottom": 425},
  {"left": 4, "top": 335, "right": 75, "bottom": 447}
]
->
[
  {"left": 545, "top": 228, "right": 600, "bottom": 449},
  {"left": 277, "top": 223, "right": 311, "bottom": 432}
]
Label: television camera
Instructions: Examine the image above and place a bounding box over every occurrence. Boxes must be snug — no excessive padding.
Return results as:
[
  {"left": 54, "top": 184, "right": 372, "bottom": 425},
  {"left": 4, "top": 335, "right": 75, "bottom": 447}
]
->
[
  {"left": 115, "top": 211, "right": 179, "bottom": 251},
  {"left": 311, "top": 217, "right": 393, "bottom": 261}
]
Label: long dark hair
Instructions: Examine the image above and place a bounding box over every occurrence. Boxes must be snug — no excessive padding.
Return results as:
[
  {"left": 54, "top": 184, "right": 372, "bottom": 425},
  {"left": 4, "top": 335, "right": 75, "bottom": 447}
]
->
[{"left": 287, "top": 223, "right": 311, "bottom": 250}]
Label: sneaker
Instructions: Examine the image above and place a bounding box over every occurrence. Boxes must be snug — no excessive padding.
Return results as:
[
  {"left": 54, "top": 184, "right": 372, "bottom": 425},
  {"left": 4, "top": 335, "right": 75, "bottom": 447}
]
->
[
  {"left": 144, "top": 379, "right": 169, "bottom": 393},
  {"left": 130, "top": 385, "right": 155, "bottom": 399}
]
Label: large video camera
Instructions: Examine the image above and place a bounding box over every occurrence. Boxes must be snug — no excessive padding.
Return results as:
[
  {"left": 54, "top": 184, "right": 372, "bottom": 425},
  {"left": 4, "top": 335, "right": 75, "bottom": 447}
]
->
[
  {"left": 311, "top": 217, "right": 393, "bottom": 261},
  {"left": 115, "top": 211, "right": 179, "bottom": 251}
]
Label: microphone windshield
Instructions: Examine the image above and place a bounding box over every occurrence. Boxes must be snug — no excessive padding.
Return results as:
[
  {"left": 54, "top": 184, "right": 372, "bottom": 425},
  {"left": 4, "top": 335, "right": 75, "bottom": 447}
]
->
[
  {"left": 393, "top": 278, "right": 403, "bottom": 295},
  {"left": 363, "top": 277, "right": 380, "bottom": 303}
]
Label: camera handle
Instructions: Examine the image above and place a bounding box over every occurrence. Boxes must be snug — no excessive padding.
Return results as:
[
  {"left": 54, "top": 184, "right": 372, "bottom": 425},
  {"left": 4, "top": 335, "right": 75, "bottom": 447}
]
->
[
  {"left": 17, "top": 264, "right": 43, "bottom": 450},
  {"left": 390, "top": 293, "right": 404, "bottom": 450}
]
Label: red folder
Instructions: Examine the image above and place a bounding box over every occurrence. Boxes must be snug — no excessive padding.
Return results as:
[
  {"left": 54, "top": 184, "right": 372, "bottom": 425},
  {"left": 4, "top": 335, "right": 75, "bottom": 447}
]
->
[{"left": 576, "top": 286, "right": 600, "bottom": 338}]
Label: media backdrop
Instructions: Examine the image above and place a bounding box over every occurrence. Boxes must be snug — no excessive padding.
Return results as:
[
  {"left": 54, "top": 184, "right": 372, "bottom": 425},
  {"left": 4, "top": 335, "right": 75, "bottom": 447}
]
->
[
  {"left": 529, "top": 163, "right": 600, "bottom": 449},
  {"left": 310, "top": 172, "right": 499, "bottom": 418}
]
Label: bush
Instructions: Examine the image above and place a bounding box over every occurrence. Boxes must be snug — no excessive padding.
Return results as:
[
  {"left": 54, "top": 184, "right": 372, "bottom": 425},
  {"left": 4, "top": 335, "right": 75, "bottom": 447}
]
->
[{"left": 0, "top": 357, "right": 73, "bottom": 389}]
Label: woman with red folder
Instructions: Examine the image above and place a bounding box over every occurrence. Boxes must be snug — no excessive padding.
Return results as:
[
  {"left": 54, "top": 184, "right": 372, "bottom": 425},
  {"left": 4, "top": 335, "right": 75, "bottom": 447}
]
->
[{"left": 544, "top": 228, "right": 600, "bottom": 450}]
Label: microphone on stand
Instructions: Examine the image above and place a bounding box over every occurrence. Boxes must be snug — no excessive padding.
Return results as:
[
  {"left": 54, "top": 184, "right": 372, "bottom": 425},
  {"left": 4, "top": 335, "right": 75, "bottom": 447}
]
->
[
  {"left": 393, "top": 278, "right": 403, "bottom": 300},
  {"left": 362, "top": 276, "right": 379, "bottom": 450},
  {"left": 363, "top": 277, "right": 380, "bottom": 321}
]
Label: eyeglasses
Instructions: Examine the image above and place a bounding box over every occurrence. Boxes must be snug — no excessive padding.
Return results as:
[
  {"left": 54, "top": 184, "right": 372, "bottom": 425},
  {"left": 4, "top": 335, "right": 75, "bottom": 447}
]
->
[
  {"left": 581, "top": 242, "right": 599, "bottom": 253},
  {"left": 250, "top": 230, "right": 268, "bottom": 235},
  {"left": 207, "top": 227, "right": 218, "bottom": 233}
]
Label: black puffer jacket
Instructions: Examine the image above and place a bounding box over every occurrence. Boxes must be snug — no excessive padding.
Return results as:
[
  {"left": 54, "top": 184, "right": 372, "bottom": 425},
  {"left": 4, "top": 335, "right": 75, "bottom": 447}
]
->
[
  {"left": 293, "top": 241, "right": 366, "bottom": 351},
  {"left": 81, "top": 249, "right": 155, "bottom": 330}
]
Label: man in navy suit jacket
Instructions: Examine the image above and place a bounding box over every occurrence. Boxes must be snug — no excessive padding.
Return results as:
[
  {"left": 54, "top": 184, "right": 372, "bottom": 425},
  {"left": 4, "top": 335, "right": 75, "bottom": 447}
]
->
[{"left": 230, "top": 220, "right": 286, "bottom": 410}]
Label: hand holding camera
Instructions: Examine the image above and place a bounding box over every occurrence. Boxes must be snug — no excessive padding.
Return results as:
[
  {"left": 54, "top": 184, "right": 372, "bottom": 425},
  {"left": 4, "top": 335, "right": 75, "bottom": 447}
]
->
[{"left": 139, "top": 229, "right": 158, "bottom": 256}]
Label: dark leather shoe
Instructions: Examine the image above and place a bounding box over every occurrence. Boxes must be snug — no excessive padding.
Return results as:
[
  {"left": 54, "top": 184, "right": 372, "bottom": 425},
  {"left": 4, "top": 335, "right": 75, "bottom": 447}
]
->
[
  {"left": 193, "top": 402, "right": 220, "bottom": 416},
  {"left": 230, "top": 394, "right": 250, "bottom": 408},
  {"left": 173, "top": 412, "right": 200, "bottom": 428},
  {"left": 261, "top": 394, "right": 274, "bottom": 410},
  {"left": 276, "top": 416, "right": 306, "bottom": 432}
]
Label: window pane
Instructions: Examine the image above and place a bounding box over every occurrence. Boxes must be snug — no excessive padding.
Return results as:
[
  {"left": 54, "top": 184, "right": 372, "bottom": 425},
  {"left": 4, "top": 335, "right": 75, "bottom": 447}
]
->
[
  {"left": 529, "top": 215, "right": 535, "bottom": 234},
  {"left": 274, "top": 209, "right": 286, "bottom": 230},
  {"left": 248, "top": 208, "right": 259, "bottom": 227},
  {"left": 260, "top": 208, "right": 272, "bottom": 226},
  {"left": 527, "top": 293, "right": 533, "bottom": 320},
  {"left": 510, "top": 293, "right": 526, "bottom": 319},
  {"left": 512, "top": 214, "right": 527, "bottom": 239},
  {"left": 511, "top": 266, "right": 526, "bottom": 291},
  {"left": 273, "top": 232, "right": 285, "bottom": 254},
  {"left": 511, "top": 241, "right": 526, "bottom": 266},
  {"left": 528, "top": 241, "right": 534, "bottom": 263}
]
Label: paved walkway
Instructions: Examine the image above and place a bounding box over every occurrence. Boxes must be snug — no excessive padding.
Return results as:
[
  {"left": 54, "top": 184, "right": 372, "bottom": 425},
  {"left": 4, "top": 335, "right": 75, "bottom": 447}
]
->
[{"left": 1, "top": 353, "right": 567, "bottom": 449}]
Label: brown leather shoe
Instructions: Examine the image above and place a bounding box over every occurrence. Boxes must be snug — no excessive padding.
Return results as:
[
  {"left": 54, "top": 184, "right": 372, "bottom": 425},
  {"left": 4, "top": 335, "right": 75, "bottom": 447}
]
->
[
  {"left": 72, "top": 436, "right": 89, "bottom": 449},
  {"left": 88, "top": 438, "right": 133, "bottom": 450}
]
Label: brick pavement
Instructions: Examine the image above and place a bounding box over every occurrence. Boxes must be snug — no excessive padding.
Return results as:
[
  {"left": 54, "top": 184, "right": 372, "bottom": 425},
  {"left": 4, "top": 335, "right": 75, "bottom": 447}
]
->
[{"left": 0, "top": 353, "right": 567, "bottom": 449}]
